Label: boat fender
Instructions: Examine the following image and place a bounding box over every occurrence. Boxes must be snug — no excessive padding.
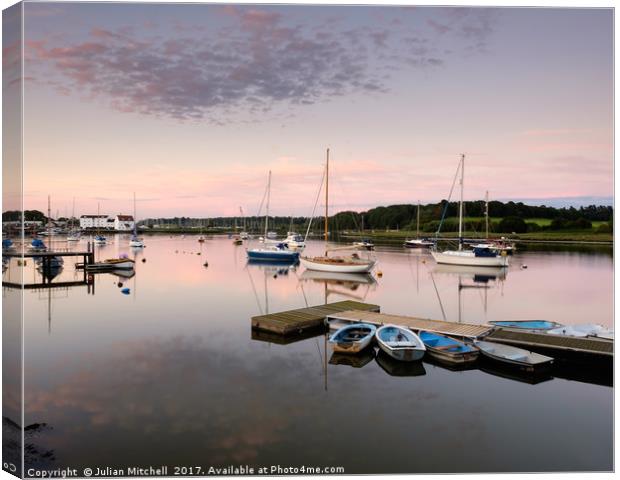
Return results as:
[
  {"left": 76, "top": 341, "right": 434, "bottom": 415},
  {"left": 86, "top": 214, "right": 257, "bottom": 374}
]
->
[{"left": 121, "top": 288, "right": 130, "bottom": 295}]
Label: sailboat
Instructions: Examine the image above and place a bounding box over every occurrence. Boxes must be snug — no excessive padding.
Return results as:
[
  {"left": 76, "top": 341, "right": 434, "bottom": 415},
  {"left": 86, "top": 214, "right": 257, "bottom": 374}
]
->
[
  {"left": 300, "top": 149, "right": 376, "bottom": 273},
  {"left": 247, "top": 171, "right": 300, "bottom": 262},
  {"left": 93, "top": 202, "right": 107, "bottom": 245},
  {"left": 67, "top": 197, "right": 81, "bottom": 241},
  {"left": 431, "top": 155, "right": 508, "bottom": 267},
  {"left": 129, "top": 193, "right": 144, "bottom": 247},
  {"left": 239, "top": 207, "right": 249, "bottom": 239},
  {"left": 404, "top": 201, "right": 435, "bottom": 248},
  {"left": 470, "top": 191, "right": 516, "bottom": 255},
  {"left": 38, "top": 196, "right": 64, "bottom": 269}
]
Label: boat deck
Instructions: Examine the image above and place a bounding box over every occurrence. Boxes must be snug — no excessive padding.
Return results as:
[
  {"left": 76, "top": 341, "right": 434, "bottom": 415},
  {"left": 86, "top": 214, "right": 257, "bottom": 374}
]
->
[
  {"left": 327, "top": 310, "right": 492, "bottom": 339},
  {"left": 251, "top": 300, "right": 380, "bottom": 335}
]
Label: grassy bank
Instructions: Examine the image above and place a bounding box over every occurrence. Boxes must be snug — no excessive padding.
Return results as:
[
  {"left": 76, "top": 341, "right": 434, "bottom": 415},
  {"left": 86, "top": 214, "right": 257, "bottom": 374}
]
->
[{"left": 340, "top": 229, "right": 613, "bottom": 244}]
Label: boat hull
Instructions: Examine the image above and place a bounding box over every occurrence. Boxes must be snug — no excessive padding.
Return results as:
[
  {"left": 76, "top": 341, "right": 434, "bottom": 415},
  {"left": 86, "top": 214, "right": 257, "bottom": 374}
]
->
[
  {"left": 404, "top": 240, "right": 434, "bottom": 248},
  {"left": 300, "top": 256, "right": 376, "bottom": 273},
  {"left": 329, "top": 323, "right": 376, "bottom": 354},
  {"left": 431, "top": 250, "right": 509, "bottom": 267},
  {"left": 475, "top": 340, "right": 553, "bottom": 372},
  {"left": 247, "top": 249, "right": 300, "bottom": 262},
  {"left": 376, "top": 325, "right": 425, "bottom": 362},
  {"left": 419, "top": 332, "right": 480, "bottom": 365}
]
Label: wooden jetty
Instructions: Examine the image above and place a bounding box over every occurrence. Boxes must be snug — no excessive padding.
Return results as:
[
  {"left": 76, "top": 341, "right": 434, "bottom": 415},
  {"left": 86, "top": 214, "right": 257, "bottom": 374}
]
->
[
  {"left": 252, "top": 302, "right": 613, "bottom": 360},
  {"left": 327, "top": 310, "right": 492, "bottom": 339},
  {"left": 484, "top": 328, "right": 613, "bottom": 358},
  {"left": 3, "top": 246, "right": 94, "bottom": 265},
  {"left": 251, "top": 300, "right": 380, "bottom": 335}
]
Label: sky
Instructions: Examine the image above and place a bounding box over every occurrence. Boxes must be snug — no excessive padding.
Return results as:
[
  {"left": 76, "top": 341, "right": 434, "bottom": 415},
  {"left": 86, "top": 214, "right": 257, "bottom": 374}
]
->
[{"left": 13, "top": 3, "right": 614, "bottom": 218}]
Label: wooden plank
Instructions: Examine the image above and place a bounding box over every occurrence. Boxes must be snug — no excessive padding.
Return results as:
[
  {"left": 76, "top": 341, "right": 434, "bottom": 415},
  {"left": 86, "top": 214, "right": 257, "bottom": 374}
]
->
[
  {"left": 486, "top": 329, "right": 613, "bottom": 356},
  {"left": 251, "top": 301, "right": 380, "bottom": 335}
]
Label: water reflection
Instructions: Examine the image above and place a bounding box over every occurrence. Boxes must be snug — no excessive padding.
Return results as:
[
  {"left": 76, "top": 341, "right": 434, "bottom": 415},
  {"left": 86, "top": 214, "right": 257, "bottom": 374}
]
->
[
  {"left": 12, "top": 235, "right": 613, "bottom": 472},
  {"left": 329, "top": 349, "right": 376, "bottom": 369},
  {"left": 375, "top": 351, "right": 427, "bottom": 377}
]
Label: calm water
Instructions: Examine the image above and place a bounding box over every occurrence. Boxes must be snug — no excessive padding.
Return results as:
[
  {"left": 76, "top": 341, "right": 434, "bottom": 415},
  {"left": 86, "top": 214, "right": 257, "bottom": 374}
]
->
[{"left": 4, "top": 235, "right": 613, "bottom": 473}]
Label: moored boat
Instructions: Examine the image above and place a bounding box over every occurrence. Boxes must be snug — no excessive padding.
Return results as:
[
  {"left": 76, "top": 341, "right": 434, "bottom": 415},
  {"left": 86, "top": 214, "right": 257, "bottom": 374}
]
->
[
  {"left": 376, "top": 324, "right": 425, "bottom": 362},
  {"left": 547, "top": 324, "right": 614, "bottom": 340},
  {"left": 101, "top": 258, "right": 135, "bottom": 269},
  {"left": 489, "top": 320, "right": 563, "bottom": 331},
  {"left": 329, "top": 323, "right": 376, "bottom": 354},
  {"left": 432, "top": 155, "right": 509, "bottom": 268},
  {"left": 93, "top": 235, "right": 107, "bottom": 245},
  {"left": 247, "top": 246, "right": 300, "bottom": 262},
  {"left": 353, "top": 239, "right": 374, "bottom": 250},
  {"left": 404, "top": 238, "right": 435, "bottom": 248},
  {"left": 474, "top": 340, "right": 553, "bottom": 371},
  {"left": 418, "top": 331, "right": 479, "bottom": 365},
  {"left": 300, "top": 149, "right": 376, "bottom": 274}
]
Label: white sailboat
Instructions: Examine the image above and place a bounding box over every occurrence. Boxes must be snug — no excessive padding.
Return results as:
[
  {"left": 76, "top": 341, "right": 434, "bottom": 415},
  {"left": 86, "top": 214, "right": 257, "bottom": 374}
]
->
[
  {"left": 404, "top": 201, "right": 435, "bottom": 248},
  {"left": 129, "top": 193, "right": 145, "bottom": 247},
  {"left": 67, "top": 197, "right": 81, "bottom": 241},
  {"left": 431, "top": 155, "right": 508, "bottom": 268},
  {"left": 93, "top": 202, "right": 107, "bottom": 245},
  {"left": 300, "top": 149, "right": 376, "bottom": 273}
]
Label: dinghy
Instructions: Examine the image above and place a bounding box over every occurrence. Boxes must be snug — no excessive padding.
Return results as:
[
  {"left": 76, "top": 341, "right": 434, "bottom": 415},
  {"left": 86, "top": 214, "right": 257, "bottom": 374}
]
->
[
  {"left": 489, "top": 320, "right": 563, "bottom": 331},
  {"left": 101, "top": 258, "right": 135, "bottom": 270},
  {"left": 376, "top": 325, "right": 425, "bottom": 362},
  {"left": 474, "top": 340, "right": 553, "bottom": 372},
  {"left": 547, "top": 324, "right": 614, "bottom": 340},
  {"left": 418, "top": 331, "right": 479, "bottom": 365},
  {"left": 329, "top": 323, "right": 376, "bottom": 354}
]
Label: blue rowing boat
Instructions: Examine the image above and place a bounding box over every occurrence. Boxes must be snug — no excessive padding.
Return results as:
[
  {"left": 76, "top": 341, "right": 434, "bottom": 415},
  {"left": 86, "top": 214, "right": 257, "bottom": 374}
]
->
[
  {"left": 329, "top": 323, "right": 376, "bottom": 354},
  {"left": 489, "top": 320, "right": 563, "bottom": 331},
  {"left": 419, "top": 331, "right": 479, "bottom": 365}
]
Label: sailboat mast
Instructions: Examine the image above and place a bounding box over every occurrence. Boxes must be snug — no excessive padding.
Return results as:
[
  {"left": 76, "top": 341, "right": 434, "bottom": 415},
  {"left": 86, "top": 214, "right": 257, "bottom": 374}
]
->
[
  {"left": 416, "top": 201, "right": 420, "bottom": 238},
  {"left": 324, "top": 148, "right": 329, "bottom": 256},
  {"left": 458, "top": 154, "right": 464, "bottom": 250},
  {"left": 485, "top": 190, "right": 489, "bottom": 239},
  {"left": 47, "top": 195, "right": 52, "bottom": 239},
  {"left": 133, "top": 192, "right": 137, "bottom": 235},
  {"left": 265, "top": 171, "right": 271, "bottom": 239}
]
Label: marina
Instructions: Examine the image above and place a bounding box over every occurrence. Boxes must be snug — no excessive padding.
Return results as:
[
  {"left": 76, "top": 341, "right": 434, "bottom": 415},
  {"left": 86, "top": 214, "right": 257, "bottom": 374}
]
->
[{"left": 2, "top": 231, "right": 613, "bottom": 473}]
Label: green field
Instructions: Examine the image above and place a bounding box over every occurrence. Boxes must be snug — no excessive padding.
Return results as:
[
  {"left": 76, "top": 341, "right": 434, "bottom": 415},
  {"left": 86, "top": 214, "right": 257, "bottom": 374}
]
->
[{"left": 446, "top": 217, "right": 607, "bottom": 228}]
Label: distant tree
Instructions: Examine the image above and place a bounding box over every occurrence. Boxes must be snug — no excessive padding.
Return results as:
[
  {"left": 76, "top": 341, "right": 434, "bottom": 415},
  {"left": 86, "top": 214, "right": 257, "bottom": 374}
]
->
[{"left": 499, "top": 216, "right": 527, "bottom": 233}]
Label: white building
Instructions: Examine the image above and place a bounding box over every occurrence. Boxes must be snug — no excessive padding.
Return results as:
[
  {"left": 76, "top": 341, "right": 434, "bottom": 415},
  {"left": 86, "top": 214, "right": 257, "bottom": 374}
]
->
[
  {"left": 79, "top": 215, "right": 109, "bottom": 230},
  {"left": 113, "top": 215, "right": 134, "bottom": 231}
]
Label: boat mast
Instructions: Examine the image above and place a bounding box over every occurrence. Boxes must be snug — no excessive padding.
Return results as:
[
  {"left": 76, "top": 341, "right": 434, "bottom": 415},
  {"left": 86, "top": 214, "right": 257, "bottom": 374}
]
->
[
  {"left": 416, "top": 201, "right": 420, "bottom": 239},
  {"left": 324, "top": 148, "right": 329, "bottom": 256},
  {"left": 485, "top": 190, "right": 489, "bottom": 240},
  {"left": 458, "top": 154, "right": 464, "bottom": 250},
  {"left": 133, "top": 192, "right": 137, "bottom": 236},
  {"left": 47, "top": 195, "right": 52, "bottom": 240},
  {"left": 71, "top": 197, "right": 75, "bottom": 231},
  {"left": 265, "top": 171, "right": 271, "bottom": 239}
]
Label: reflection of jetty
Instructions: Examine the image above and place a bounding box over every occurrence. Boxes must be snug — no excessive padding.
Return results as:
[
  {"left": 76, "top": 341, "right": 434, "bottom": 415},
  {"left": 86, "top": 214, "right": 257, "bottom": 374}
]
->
[
  {"left": 252, "top": 301, "right": 613, "bottom": 360},
  {"left": 3, "top": 246, "right": 95, "bottom": 291}
]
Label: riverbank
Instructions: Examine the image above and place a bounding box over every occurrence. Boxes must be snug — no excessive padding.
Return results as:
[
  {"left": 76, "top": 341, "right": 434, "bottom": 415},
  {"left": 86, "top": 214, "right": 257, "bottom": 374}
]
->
[{"left": 339, "top": 230, "right": 613, "bottom": 245}]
